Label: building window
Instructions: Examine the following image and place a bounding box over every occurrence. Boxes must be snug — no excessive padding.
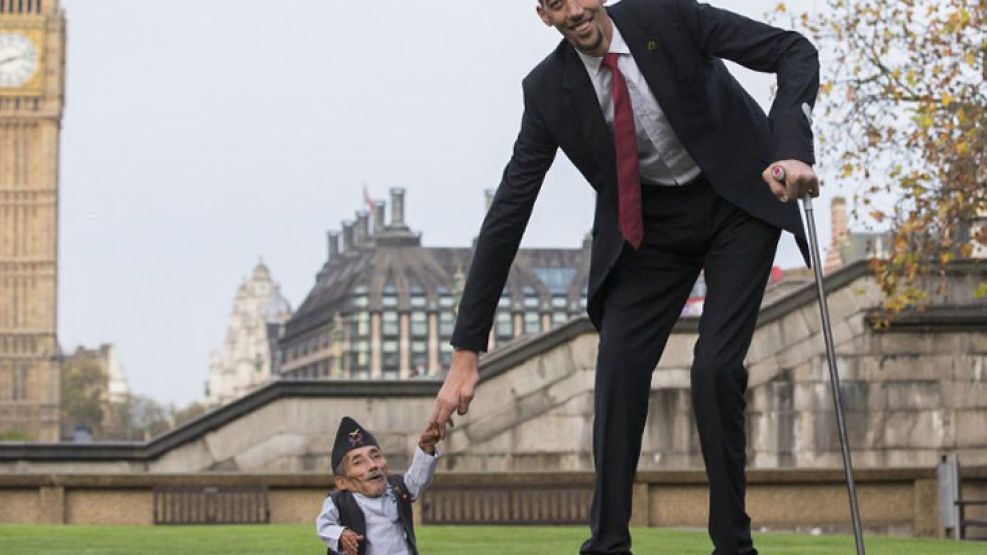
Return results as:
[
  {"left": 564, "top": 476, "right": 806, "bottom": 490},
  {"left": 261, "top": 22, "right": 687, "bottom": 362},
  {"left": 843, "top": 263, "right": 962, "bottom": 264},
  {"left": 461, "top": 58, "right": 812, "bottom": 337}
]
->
[
  {"left": 552, "top": 312, "right": 568, "bottom": 327},
  {"left": 382, "top": 284, "right": 398, "bottom": 308},
  {"left": 382, "top": 340, "right": 399, "bottom": 373},
  {"left": 523, "top": 287, "right": 540, "bottom": 309},
  {"left": 439, "top": 342, "right": 453, "bottom": 369},
  {"left": 495, "top": 311, "right": 513, "bottom": 339},
  {"left": 348, "top": 311, "right": 370, "bottom": 338},
  {"left": 12, "top": 365, "right": 27, "bottom": 401},
  {"left": 438, "top": 294, "right": 454, "bottom": 314},
  {"left": 350, "top": 340, "right": 370, "bottom": 377},
  {"left": 382, "top": 311, "right": 399, "bottom": 337},
  {"left": 410, "top": 311, "right": 428, "bottom": 337},
  {"left": 438, "top": 312, "right": 455, "bottom": 337},
  {"left": 410, "top": 340, "right": 428, "bottom": 377},
  {"left": 523, "top": 312, "right": 541, "bottom": 335},
  {"left": 551, "top": 295, "right": 567, "bottom": 309},
  {"left": 410, "top": 286, "right": 427, "bottom": 308},
  {"left": 352, "top": 285, "right": 369, "bottom": 308},
  {"left": 533, "top": 267, "right": 578, "bottom": 294}
]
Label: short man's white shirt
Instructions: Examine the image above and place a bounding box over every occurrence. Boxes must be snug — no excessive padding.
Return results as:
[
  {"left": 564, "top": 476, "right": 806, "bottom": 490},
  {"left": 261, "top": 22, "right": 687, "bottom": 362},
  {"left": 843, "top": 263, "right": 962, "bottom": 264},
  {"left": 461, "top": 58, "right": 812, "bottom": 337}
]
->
[
  {"left": 316, "top": 447, "right": 439, "bottom": 555},
  {"left": 576, "top": 24, "right": 701, "bottom": 186}
]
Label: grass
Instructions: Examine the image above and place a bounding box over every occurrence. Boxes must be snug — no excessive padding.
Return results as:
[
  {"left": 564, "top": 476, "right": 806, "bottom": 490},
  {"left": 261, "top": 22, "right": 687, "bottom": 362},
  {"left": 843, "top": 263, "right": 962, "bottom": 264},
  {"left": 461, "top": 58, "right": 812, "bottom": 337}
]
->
[{"left": 0, "top": 524, "right": 983, "bottom": 554}]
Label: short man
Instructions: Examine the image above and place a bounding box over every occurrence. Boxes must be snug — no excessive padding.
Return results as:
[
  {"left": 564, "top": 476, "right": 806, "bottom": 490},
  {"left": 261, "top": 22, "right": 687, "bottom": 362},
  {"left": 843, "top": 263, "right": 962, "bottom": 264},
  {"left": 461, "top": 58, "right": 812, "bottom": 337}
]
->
[
  {"left": 316, "top": 417, "right": 440, "bottom": 555},
  {"left": 431, "top": 1, "right": 819, "bottom": 553}
]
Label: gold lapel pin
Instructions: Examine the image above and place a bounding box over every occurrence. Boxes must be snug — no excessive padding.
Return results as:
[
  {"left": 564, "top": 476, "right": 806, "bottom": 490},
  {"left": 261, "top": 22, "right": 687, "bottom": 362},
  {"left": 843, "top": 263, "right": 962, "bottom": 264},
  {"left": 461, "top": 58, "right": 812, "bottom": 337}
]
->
[{"left": 646, "top": 40, "right": 658, "bottom": 52}]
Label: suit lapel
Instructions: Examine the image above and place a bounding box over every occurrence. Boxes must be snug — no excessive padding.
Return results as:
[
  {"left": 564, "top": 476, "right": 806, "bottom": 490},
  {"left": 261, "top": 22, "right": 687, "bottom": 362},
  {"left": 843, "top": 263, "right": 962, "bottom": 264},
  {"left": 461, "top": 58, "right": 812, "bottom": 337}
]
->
[
  {"left": 562, "top": 46, "right": 615, "bottom": 177},
  {"left": 560, "top": 8, "right": 683, "bottom": 180},
  {"left": 608, "top": 7, "right": 683, "bottom": 128}
]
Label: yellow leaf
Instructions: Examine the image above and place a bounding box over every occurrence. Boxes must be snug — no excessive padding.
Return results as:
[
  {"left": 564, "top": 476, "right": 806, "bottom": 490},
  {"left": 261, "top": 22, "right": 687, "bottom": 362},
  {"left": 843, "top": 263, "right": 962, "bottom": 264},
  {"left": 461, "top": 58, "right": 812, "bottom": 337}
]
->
[
  {"left": 871, "top": 210, "right": 886, "bottom": 223},
  {"left": 775, "top": 2, "right": 787, "bottom": 13},
  {"left": 957, "top": 141, "right": 970, "bottom": 155},
  {"left": 942, "top": 92, "right": 953, "bottom": 107},
  {"left": 957, "top": 108, "right": 969, "bottom": 126}
]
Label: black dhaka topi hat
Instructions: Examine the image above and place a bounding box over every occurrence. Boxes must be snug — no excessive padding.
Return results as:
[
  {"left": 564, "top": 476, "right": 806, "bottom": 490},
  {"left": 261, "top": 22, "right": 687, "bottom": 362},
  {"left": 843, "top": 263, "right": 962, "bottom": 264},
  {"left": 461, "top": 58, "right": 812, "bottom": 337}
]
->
[{"left": 331, "top": 416, "right": 379, "bottom": 471}]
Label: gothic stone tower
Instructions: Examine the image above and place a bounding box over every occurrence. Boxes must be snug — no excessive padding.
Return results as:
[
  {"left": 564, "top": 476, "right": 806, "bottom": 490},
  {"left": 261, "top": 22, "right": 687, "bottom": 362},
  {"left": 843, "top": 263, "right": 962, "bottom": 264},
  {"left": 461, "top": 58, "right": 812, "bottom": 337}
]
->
[{"left": 0, "top": 0, "right": 65, "bottom": 441}]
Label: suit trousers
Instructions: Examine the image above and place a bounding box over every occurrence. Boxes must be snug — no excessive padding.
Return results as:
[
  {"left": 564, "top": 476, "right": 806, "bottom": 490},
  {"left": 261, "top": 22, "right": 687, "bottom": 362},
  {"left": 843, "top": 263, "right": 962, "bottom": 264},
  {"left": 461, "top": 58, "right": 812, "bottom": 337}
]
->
[{"left": 580, "top": 177, "right": 780, "bottom": 555}]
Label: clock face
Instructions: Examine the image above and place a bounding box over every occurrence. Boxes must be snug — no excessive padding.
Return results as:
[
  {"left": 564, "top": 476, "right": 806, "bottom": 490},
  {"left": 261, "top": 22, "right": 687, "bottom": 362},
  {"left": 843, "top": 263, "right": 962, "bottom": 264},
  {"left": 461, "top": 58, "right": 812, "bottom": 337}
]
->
[{"left": 0, "top": 32, "right": 39, "bottom": 89}]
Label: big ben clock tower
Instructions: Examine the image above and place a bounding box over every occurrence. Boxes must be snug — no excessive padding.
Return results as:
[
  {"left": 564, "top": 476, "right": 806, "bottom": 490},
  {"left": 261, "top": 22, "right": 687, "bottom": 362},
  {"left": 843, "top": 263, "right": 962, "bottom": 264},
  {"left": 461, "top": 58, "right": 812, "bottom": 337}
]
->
[{"left": 0, "top": 0, "right": 65, "bottom": 441}]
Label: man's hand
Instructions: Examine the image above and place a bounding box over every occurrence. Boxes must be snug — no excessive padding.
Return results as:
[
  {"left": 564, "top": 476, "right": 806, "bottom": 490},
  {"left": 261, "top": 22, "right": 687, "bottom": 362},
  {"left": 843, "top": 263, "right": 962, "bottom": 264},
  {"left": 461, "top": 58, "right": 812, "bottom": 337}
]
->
[
  {"left": 762, "top": 159, "right": 819, "bottom": 203},
  {"left": 429, "top": 349, "right": 479, "bottom": 438},
  {"left": 419, "top": 421, "right": 441, "bottom": 455},
  {"left": 339, "top": 529, "right": 364, "bottom": 555}
]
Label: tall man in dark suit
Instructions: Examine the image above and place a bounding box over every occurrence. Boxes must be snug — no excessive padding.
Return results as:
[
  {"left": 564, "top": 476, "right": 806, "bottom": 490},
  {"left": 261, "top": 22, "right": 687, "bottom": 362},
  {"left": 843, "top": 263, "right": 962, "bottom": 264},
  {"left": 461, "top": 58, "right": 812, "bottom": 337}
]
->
[{"left": 429, "top": 1, "right": 820, "bottom": 553}]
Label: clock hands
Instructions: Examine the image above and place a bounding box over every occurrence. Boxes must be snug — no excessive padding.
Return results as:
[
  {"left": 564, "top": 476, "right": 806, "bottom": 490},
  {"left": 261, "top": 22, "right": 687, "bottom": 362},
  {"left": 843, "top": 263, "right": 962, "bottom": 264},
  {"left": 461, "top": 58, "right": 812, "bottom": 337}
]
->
[{"left": 0, "top": 54, "right": 26, "bottom": 66}]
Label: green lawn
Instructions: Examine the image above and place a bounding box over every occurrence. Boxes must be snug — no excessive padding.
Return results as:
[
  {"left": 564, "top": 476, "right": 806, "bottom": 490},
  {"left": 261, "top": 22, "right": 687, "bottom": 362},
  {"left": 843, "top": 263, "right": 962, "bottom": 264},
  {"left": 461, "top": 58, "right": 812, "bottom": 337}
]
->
[{"left": 0, "top": 524, "right": 982, "bottom": 554}]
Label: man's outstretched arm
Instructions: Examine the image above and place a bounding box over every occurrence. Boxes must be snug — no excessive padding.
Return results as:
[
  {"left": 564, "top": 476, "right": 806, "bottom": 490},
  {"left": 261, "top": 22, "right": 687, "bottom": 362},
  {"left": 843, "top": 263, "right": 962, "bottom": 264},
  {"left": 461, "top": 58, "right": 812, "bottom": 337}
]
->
[{"left": 430, "top": 80, "right": 557, "bottom": 430}]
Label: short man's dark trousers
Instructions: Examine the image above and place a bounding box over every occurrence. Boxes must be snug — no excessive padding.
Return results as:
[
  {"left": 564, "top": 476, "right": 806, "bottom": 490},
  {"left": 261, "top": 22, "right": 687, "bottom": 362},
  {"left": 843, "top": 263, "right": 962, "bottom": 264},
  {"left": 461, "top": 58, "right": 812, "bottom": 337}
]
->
[{"left": 580, "top": 177, "right": 780, "bottom": 555}]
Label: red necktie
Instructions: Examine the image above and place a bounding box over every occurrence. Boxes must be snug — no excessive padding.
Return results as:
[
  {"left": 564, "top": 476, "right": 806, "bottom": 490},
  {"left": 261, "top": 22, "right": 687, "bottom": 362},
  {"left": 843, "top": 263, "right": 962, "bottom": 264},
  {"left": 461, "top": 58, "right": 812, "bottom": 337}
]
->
[{"left": 601, "top": 53, "right": 643, "bottom": 250}]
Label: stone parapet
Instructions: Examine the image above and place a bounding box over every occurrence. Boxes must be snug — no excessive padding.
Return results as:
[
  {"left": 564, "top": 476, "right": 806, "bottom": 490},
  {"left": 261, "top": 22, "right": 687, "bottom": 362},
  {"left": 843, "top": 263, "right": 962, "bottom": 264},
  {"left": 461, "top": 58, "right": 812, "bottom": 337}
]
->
[{"left": 0, "top": 467, "right": 977, "bottom": 538}]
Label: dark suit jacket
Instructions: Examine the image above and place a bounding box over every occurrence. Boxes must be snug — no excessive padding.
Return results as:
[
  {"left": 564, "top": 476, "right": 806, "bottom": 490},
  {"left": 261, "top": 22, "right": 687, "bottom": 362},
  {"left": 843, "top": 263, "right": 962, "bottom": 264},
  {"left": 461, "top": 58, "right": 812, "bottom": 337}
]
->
[{"left": 451, "top": 0, "right": 820, "bottom": 352}]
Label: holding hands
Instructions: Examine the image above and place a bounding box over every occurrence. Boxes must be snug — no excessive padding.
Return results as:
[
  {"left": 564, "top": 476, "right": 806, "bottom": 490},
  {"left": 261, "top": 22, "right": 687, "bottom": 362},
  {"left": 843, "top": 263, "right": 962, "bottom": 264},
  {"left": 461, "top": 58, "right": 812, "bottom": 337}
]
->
[
  {"left": 419, "top": 421, "right": 442, "bottom": 455},
  {"left": 429, "top": 350, "right": 479, "bottom": 438}
]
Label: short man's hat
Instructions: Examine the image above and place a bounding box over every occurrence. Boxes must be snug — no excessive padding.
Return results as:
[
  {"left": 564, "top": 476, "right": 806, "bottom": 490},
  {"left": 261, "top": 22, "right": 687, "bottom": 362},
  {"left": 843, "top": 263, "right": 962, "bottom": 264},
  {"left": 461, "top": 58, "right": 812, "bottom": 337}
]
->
[{"left": 331, "top": 416, "right": 379, "bottom": 471}]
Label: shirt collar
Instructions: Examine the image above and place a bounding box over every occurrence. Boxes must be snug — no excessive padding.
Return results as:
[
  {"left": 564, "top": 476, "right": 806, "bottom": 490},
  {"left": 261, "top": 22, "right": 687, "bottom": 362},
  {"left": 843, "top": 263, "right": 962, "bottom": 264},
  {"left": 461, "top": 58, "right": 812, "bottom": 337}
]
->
[
  {"left": 353, "top": 483, "right": 398, "bottom": 503},
  {"left": 577, "top": 23, "right": 631, "bottom": 74}
]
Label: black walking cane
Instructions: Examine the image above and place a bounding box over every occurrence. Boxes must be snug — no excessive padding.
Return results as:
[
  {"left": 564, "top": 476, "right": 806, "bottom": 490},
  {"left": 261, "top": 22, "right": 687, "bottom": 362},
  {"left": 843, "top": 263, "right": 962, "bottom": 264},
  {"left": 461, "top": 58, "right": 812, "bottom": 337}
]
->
[{"left": 772, "top": 103, "right": 866, "bottom": 555}]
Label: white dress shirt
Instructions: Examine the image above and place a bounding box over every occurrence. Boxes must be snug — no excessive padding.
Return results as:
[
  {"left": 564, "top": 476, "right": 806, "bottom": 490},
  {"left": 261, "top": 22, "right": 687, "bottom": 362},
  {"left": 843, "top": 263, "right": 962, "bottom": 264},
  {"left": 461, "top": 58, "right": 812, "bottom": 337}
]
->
[
  {"left": 316, "top": 447, "right": 439, "bottom": 555},
  {"left": 577, "top": 24, "right": 701, "bottom": 186}
]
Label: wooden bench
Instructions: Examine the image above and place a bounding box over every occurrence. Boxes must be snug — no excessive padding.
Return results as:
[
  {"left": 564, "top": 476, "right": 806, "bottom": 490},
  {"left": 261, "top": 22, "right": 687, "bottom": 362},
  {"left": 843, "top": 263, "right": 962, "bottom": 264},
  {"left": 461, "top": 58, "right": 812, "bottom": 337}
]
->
[
  {"left": 153, "top": 485, "right": 270, "bottom": 525},
  {"left": 938, "top": 453, "right": 987, "bottom": 540}
]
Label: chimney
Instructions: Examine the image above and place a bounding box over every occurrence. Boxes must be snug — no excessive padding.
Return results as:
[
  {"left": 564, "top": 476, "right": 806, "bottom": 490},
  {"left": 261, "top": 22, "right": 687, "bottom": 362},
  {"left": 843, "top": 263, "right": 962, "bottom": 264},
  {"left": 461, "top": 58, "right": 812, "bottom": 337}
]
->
[
  {"left": 824, "top": 196, "right": 848, "bottom": 274},
  {"left": 342, "top": 221, "right": 355, "bottom": 254},
  {"left": 355, "top": 211, "right": 369, "bottom": 245},
  {"left": 373, "top": 201, "right": 386, "bottom": 234},
  {"left": 484, "top": 189, "right": 495, "bottom": 212},
  {"left": 831, "top": 196, "right": 848, "bottom": 247},
  {"left": 327, "top": 231, "right": 339, "bottom": 261},
  {"left": 390, "top": 187, "right": 406, "bottom": 228}
]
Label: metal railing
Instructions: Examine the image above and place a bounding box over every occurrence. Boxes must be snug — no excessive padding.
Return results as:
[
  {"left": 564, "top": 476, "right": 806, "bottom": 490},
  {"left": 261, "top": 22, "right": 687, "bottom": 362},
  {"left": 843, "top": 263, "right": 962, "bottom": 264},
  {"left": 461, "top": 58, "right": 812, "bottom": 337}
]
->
[
  {"left": 422, "top": 482, "right": 592, "bottom": 525},
  {"left": 152, "top": 485, "right": 270, "bottom": 525}
]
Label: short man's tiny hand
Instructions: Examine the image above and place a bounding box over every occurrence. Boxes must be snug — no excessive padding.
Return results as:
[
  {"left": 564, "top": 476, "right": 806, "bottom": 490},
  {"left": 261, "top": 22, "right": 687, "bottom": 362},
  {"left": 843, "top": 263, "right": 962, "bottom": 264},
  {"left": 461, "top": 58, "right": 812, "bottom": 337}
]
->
[
  {"left": 762, "top": 159, "right": 819, "bottom": 203},
  {"left": 429, "top": 349, "right": 479, "bottom": 438},
  {"left": 419, "top": 421, "right": 441, "bottom": 455},
  {"left": 339, "top": 529, "right": 364, "bottom": 555}
]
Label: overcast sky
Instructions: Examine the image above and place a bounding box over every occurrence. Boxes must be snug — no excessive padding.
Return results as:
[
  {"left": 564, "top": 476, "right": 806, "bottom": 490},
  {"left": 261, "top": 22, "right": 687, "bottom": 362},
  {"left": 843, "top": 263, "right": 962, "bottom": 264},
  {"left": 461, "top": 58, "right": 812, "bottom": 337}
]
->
[{"left": 57, "top": 0, "right": 840, "bottom": 407}]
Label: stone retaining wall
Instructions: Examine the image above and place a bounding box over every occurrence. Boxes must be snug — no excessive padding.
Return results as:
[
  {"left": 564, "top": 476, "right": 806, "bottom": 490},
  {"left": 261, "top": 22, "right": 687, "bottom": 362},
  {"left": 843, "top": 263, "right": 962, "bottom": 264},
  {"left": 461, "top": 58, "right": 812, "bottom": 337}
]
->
[{"left": 3, "top": 467, "right": 982, "bottom": 538}]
